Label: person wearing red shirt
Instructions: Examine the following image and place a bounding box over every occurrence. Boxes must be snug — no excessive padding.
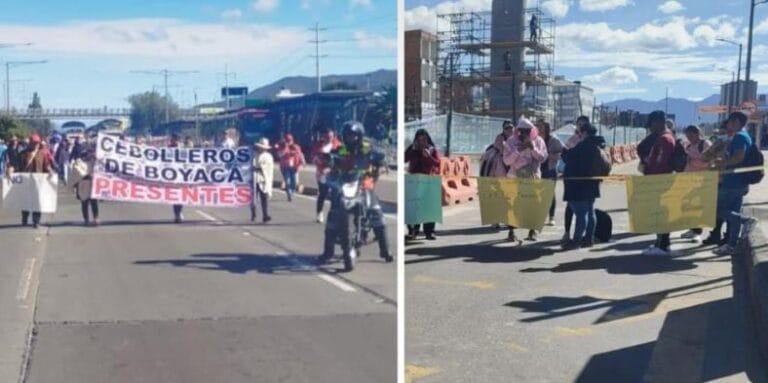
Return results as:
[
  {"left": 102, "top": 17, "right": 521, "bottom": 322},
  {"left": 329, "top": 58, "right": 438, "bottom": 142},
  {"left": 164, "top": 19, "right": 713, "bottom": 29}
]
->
[
  {"left": 638, "top": 110, "right": 676, "bottom": 256},
  {"left": 277, "top": 133, "right": 305, "bottom": 202},
  {"left": 405, "top": 129, "right": 441, "bottom": 240},
  {"left": 312, "top": 128, "right": 342, "bottom": 223}
]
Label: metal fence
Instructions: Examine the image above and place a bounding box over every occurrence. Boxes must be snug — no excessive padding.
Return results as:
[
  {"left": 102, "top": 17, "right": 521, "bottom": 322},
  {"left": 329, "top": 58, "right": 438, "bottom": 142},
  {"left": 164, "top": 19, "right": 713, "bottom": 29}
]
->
[{"left": 405, "top": 113, "right": 650, "bottom": 155}]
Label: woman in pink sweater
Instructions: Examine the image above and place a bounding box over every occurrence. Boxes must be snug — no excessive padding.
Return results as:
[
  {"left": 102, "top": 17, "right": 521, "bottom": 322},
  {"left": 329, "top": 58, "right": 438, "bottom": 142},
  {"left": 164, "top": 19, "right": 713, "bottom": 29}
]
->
[{"left": 502, "top": 117, "right": 548, "bottom": 242}]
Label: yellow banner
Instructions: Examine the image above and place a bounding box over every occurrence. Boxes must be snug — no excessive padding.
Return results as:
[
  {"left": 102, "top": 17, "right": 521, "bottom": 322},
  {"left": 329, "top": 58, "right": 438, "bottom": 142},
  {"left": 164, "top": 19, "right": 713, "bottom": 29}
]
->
[
  {"left": 626, "top": 172, "right": 718, "bottom": 234},
  {"left": 477, "top": 177, "right": 555, "bottom": 230}
]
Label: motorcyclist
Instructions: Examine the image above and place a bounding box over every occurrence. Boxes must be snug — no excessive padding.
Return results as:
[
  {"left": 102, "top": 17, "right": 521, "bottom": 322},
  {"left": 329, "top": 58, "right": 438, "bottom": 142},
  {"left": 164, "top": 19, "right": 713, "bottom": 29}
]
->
[{"left": 319, "top": 121, "right": 393, "bottom": 264}]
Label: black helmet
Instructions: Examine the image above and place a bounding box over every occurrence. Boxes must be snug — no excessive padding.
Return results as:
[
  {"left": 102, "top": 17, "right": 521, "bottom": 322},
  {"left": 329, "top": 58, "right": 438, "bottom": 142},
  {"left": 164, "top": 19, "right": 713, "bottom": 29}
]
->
[{"left": 341, "top": 121, "right": 365, "bottom": 147}]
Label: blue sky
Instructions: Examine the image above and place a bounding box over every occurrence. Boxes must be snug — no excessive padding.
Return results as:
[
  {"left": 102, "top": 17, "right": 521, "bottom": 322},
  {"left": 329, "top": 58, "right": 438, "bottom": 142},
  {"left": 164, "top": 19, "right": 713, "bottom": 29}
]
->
[
  {"left": 406, "top": 0, "right": 768, "bottom": 104},
  {"left": 0, "top": 0, "right": 395, "bottom": 108}
]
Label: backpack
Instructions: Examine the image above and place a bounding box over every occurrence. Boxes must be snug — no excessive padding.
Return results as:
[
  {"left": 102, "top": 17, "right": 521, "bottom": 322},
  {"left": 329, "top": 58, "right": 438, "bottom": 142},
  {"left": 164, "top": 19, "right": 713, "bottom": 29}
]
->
[
  {"left": 591, "top": 146, "right": 612, "bottom": 177},
  {"left": 670, "top": 138, "right": 688, "bottom": 172},
  {"left": 595, "top": 209, "right": 613, "bottom": 243},
  {"left": 741, "top": 144, "right": 764, "bottom": 185}
]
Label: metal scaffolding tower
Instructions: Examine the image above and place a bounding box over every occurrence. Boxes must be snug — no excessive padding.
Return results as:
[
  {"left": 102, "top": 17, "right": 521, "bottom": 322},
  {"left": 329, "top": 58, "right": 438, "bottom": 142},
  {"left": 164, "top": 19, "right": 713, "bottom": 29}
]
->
[{"left": 437, "top": 6, "right": 555, "bottom": 121}]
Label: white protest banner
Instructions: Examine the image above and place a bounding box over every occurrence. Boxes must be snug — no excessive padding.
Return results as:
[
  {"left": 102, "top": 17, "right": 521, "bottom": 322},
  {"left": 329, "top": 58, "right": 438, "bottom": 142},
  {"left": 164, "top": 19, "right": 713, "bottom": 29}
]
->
[
  {"left": 92, "top": 134, "right": 253, "bottom": 207},
  {"left": 2, "top": 173, "right": 58, "bottom": 213}
]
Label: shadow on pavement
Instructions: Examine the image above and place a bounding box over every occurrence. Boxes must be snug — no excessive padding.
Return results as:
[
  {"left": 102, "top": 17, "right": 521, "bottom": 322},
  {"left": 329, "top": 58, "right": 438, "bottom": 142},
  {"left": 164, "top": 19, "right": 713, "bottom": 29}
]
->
[
  {"left": 504, "top": 276, "right": 732, "bottom": 324},
  {"left": 134, "top": 253, "right": 318, "bottom": 275},
  {"left": 520, "top": 253, "right": 701, "bottom": 275},
  {"left": 405, "top": 239, "right": 556, "bottom": 265},
  {"left": 573, "top": 297, "right": 768, "bottom": 383}
]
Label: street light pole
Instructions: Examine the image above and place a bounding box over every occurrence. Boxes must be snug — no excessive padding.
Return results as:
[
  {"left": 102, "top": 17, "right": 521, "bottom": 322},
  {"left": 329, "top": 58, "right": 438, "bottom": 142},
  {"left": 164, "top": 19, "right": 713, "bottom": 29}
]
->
[
  {"left": 746, "top": 0, "right": 768, "bottom": 94},
  {"left": 4, "top": 60, "right": 46, "bottom": 113}
]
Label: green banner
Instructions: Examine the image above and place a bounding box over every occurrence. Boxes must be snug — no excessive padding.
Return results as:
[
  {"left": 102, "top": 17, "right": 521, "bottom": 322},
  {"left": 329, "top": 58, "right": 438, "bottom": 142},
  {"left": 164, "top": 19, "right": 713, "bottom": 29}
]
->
[{"left": 405, "top": 174, "right": 443, "bottom": 225}]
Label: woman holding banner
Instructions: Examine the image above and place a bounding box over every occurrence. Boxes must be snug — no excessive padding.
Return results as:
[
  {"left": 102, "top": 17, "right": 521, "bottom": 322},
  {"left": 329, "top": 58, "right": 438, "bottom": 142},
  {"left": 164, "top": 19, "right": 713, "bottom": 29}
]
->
[
  {"left": 405, "top": 129, "right": 441, "bottom": 240},
  {"left": 251, "top": 138, "right": 274, "bottom": 223},
  {"left": 503, "top": 117, "right": 548, "bottom": 243}
]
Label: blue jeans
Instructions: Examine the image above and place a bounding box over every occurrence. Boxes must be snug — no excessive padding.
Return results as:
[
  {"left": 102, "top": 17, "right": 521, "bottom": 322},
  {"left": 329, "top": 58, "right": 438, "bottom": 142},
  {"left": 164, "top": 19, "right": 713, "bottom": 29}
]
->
[
  {"left": 569, "top": 199, "right": 596, "bottom": 244},
  {"left": 282, "top": 168, "right": 297, "bottom": 200},
  {"left": 717, "top": 187, "right": 750, "bottom": 246}
]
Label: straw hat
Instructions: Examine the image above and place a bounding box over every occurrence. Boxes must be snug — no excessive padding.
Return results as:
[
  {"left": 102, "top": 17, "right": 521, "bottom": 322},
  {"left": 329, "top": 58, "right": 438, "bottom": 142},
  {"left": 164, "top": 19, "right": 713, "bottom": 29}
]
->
[{"left": 254, "top": 138, "right": 271, "bottom": 150}]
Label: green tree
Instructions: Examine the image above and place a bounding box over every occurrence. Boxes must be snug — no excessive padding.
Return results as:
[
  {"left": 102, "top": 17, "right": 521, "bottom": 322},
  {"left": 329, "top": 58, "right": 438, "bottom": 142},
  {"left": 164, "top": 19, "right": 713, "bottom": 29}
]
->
[
  {"left": 323, "top": 81, "right": 359, "bottom": 91},
  {"left": 0, "top": 115, "right": 31, "bottom": 141},
  {"left": 127, "top": 91, "right": 180, "bottom": 136}
]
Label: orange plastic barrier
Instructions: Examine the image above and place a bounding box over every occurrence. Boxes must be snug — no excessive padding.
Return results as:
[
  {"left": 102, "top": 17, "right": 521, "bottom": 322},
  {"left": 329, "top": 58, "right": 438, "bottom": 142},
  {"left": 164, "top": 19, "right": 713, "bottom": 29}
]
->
[{"left": 441, "top": 157, "right": 477, "bottom": 206}]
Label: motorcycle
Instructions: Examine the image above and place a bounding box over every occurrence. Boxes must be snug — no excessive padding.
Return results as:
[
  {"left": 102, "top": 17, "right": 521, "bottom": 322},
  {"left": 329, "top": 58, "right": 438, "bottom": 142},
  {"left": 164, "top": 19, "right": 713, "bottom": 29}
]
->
[{"left": 325, "top": 152, "right": 388, "bottom": 272}]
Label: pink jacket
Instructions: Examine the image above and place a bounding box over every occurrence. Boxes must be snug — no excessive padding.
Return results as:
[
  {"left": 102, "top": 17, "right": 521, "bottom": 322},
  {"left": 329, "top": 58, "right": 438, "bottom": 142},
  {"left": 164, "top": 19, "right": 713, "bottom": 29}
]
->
[
  {"left": 503, "top": 135, "right": 548, "bottom": 179},
  {"left": 685, "top": 139, "right": 712, "bottom": 172}
]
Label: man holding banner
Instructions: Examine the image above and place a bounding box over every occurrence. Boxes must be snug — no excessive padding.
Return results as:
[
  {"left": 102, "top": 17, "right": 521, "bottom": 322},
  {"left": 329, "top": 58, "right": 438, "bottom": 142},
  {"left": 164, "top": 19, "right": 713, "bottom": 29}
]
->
[
  {"left": 5, "top": 133, "right": 56, "bottom": 228},
  {"left": 91, "top": 133, "right": 253, "bottom": 217},
  {"left": 712, "top": 112, "right": 759, "bottom": 255}
]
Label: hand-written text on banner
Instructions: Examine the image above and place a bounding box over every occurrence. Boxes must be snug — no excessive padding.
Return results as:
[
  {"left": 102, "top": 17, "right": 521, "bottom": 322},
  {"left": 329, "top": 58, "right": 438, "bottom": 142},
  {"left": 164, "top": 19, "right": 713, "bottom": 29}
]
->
[
  {"left": 477, "top": 177, "right": 555, "bottom": 231},
  {"left": 626, "top": 172, "right": 718, "bottom": 233}
]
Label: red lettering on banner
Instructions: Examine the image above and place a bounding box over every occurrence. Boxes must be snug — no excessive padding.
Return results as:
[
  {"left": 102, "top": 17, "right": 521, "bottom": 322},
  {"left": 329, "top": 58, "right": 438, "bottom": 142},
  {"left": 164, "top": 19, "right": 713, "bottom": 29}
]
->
[
  {"left": 236, "top": 187, "right": 251, "bottom": 205},
  {"left": 112, "top": 180, "right": 129, "bottom": 198},
  {"left": 130, "top": 183, "right": 144, "bottom": 200},
  {"left": 219, "top": 187, "right": 235, "bottom": 205},
  {"left": 147, "top": 186, "right": 162, "bottom": 200},
  {"left": 182, "top": 187, "right": 200, "bottom": 204},
  {"left": 200, "top": 186, "right": 217, "bottom": 203},
  {"left": 94, "top": 177, "right": 110, "bottom": 195},
  {"left": 164, "top": 187, "right": 179, "bottom": 203}
]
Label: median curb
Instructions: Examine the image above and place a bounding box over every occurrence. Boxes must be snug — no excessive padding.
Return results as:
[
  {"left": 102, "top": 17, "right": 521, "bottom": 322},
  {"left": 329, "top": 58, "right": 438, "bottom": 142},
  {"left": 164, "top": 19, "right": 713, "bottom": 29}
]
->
[{"left": 736, "top": 208, "right": 768, "bottom": 366}]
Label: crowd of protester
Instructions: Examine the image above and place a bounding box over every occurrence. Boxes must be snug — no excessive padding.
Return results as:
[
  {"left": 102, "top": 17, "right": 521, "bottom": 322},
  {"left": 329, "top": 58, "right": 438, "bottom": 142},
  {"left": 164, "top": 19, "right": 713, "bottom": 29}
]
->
[{"left": 406, "top": 110, "right": 761, "bottom": 257}]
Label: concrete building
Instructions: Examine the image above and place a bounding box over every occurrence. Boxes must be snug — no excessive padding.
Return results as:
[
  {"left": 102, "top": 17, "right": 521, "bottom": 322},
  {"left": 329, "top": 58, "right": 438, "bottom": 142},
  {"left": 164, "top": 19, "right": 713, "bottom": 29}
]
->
[
  {"left": 720, "top": 79, "right": 758, "bottom": 120},
  {"left": 551, "top": 76, "right": 594, "bottom": 129},
  {"left": 405, "top": 29, "right": 438, "bottom": 121}
]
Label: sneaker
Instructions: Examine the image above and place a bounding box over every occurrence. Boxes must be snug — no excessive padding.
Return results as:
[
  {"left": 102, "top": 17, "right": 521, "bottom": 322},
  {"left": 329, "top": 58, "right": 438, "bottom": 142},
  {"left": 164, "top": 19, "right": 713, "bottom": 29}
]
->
[
  {"left": 425, "top": 234, "right": 437, "bottom": 240},
  {"left": 642, "top": 246, "right": 669, "bottom": 256},
  {"left": 680, "top": 230, "right": 697, "bottom": 239},
  {"left": 580, "top": 240, "right": 594, "bottom": 248},
  {"left": 526, "top": 231, "right": 538, "bottom": 241},
  {"left": 380, "top": 253, "right": 393, "bottom": 263},
  {"left": 317, "top": 212, "right": 324, "bottom": 224},
  {"left": 713, "top": 244, "right": 736, "bottom": 256},
  {"left": 263, "top": 216, "right": 272, "bottom": 223},
  {"left": 741, "top": 217, "right": 758, "bottom": 240},
  {"left": 546, "top": 219, "right": 556, "bottom": 226},
  {"left": 690, "top": 234, "right": 702, "bottom": 244}
]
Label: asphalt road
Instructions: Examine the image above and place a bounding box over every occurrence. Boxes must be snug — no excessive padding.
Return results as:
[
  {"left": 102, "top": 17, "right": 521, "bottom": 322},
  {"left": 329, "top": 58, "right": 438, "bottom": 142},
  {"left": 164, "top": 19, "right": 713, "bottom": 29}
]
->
[
  {"left": 0, "top": 183, "right": 396, "bottom": 383},
  {"left": 405, "top": 161, "right": 768, "bottom": 383}
]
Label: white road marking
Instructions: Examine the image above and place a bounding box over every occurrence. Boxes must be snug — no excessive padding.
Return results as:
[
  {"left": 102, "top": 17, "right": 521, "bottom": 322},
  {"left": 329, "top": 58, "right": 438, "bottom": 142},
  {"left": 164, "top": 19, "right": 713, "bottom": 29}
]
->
[
  {"left": 16, "top": 258, "right": 36, "bottom": 302},
  {"left": 317, "top": 274, "right": 357, "bottom": 292},
  {"left": 195, "top": 210, "right": 221, "bottom": 223}
]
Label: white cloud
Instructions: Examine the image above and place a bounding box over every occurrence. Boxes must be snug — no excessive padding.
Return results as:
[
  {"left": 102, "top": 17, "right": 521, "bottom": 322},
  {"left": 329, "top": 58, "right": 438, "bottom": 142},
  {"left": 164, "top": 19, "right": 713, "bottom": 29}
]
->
[
  {"left": 350, "top": 0, "right": 371, "bottom": 7},
  {"left": 559, "top": 19, "right": 696, "bottom": 52},
  {"left": 0, "top": 18, "right": 308, "bottom": 58},
  {"left": 582, "top": 66, "right": 639, "bottom": 88},
  {"left": 220, "top": 9, "right": 243, "bottom": 20},
  {"left": 658, "top": 0, "right": 684, "bottom": 14},
  {"left": 693, "top": 22, "right": 737, "bottom": 47},
  {"left": 405, "top": 0, "right": 492, "bottom": 32},
  {"left": 579, "top": 0, "right": 633, "bottom": 12},
  {"left": 541, "top": 0, "right": 571, "bottom": 18},
  {"left": 253, "top": 0, "right": 278, "bottom": 13},
  {"left": 354, "top": 31, "right": 397, "bottom": 50},
  {"left": 755, "top": 17, "right": 768, "bottom": 34}
]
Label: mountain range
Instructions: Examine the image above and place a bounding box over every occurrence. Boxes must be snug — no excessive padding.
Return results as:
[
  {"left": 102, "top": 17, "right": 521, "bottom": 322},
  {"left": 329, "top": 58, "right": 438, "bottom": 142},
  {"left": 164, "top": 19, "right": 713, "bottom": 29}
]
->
[
  {"left": 247, "top": 69, "right": 395, "bottom": 99},
  {"left": 604, "top": 94, "right": 721, "bottom": 126}
]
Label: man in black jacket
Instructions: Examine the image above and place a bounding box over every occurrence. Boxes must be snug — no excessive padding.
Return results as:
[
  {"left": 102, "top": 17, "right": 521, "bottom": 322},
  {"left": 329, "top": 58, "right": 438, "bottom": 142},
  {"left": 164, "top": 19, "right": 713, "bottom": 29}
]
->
[{"left": 561, "top": 123, "right": 606, "bottom": 250}]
